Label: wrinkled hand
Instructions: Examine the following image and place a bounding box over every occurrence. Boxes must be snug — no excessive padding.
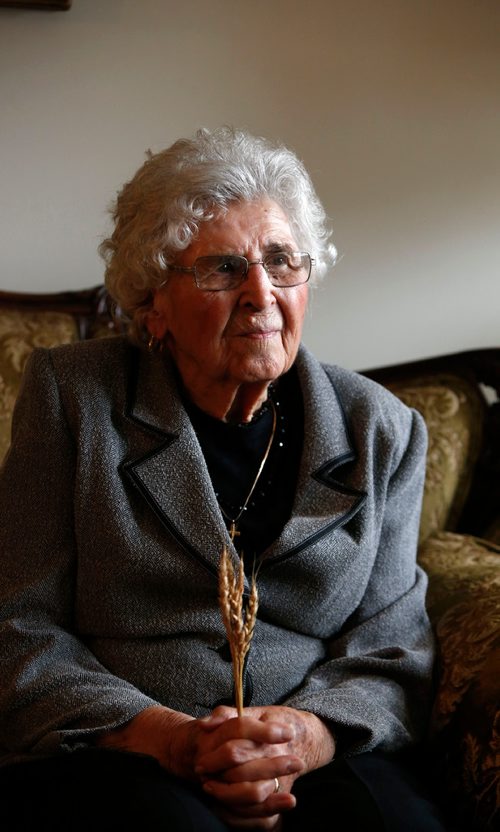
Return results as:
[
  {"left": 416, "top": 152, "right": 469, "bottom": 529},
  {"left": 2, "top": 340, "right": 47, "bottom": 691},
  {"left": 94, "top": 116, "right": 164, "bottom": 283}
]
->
[
  {"left": 194, "top": 704, "right": 336, "bottom": 829},
  {"left": 95, "top": 705, "right": 215, "bottom": 779},
  {"left": 96, "top": 703, "right": 335, "bottom": 830}
]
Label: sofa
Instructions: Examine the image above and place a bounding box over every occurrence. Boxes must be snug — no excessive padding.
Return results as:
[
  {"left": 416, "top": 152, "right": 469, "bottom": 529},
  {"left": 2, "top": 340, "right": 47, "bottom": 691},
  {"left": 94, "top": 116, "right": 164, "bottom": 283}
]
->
[{"left": 1, "top": 285, "right": 499, "bottom": 831}]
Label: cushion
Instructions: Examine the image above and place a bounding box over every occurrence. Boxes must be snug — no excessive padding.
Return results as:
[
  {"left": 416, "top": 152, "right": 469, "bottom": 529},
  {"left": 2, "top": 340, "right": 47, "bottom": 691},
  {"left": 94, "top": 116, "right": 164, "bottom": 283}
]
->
[
  {"left": 418, "top": 532, "right": 500, "bottom": 831},
  {"left": 389, "top": 376, "right": 485, "bottom": 544},
  {"left": 0, "top": 308, "right": 78, "bottom": 464}
]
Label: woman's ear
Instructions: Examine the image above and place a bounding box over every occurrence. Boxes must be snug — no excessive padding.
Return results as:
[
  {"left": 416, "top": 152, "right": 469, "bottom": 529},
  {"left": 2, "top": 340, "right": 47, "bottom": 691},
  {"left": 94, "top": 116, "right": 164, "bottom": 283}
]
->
[{"left": 145, "top": 293, "right": 169, "bottom": 340}]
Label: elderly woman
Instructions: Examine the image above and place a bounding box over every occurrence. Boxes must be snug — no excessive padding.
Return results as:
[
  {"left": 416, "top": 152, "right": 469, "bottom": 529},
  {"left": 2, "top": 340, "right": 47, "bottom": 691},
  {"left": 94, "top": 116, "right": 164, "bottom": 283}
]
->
[{"left": 0, "top": 128, "right": 449, "bottom": 831}]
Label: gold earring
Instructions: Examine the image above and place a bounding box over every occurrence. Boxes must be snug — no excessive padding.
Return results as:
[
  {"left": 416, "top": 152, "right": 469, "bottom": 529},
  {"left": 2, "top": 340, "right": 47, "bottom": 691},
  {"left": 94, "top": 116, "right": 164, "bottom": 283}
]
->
[{"left": 147, "top": 334, "right": 164, "bottom": 354}]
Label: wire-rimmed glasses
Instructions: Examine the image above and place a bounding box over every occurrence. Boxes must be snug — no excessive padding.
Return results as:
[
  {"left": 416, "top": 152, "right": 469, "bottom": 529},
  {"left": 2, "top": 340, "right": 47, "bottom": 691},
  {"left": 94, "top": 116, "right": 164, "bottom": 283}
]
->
[{"left": 167, "top": 251, "right": 314, "bottom": 291}]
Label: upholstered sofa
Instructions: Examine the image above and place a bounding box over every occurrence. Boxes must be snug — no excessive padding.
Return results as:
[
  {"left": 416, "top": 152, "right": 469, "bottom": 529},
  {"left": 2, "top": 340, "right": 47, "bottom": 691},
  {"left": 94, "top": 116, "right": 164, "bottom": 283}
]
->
[{"left": 1, "top": 286, "right": 499, "bottom": 831}]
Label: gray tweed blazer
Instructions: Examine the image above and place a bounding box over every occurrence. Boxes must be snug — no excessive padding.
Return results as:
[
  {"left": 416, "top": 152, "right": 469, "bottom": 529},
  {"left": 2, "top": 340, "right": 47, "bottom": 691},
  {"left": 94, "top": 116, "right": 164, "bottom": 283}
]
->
[{"left": 0, "top": 337, "right": 433, "bottom": 766}]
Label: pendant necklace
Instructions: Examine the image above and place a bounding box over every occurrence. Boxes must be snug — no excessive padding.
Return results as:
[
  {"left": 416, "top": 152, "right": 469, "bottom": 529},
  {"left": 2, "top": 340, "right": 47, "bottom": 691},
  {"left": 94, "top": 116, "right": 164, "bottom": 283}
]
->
[{"left": 219, "top": 400, "right": 277, "bottom": 543}]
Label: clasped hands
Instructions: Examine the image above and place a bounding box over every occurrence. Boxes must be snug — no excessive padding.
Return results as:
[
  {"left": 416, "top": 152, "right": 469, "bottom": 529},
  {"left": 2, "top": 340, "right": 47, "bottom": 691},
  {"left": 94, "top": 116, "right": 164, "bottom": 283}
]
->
[{"left": 97, "top": 703, "right": 335, "bottom": 830}]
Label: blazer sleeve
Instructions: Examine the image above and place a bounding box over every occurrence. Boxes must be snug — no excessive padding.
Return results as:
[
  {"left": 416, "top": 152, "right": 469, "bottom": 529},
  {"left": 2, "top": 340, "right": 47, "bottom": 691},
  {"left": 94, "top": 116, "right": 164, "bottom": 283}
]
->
[
  {"left": 283, "top": 404, "right": 434, "bottom": 756},
  {"left": 0, "top": 349, "right": 157, "bottom": 762}
]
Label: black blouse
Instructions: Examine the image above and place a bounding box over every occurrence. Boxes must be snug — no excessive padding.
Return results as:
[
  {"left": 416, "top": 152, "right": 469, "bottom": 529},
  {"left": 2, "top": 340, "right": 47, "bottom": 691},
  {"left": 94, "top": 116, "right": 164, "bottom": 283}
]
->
[{"left": 185, "top": 366, "right": 304, "bottom": 569}]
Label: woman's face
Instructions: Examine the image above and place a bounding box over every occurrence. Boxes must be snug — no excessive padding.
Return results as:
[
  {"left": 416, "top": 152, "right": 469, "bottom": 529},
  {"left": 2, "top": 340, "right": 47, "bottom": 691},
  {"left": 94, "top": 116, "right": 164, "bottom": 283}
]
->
[{"left": 148, "top": 199, "right": 309, "bottom": 395}]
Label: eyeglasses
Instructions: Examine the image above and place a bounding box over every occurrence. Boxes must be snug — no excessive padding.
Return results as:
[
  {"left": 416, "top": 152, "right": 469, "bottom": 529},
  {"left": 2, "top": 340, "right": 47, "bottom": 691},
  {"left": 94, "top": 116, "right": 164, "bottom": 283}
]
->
[{"left": 167, "top": 251, "right": 314, "bottom": 291}]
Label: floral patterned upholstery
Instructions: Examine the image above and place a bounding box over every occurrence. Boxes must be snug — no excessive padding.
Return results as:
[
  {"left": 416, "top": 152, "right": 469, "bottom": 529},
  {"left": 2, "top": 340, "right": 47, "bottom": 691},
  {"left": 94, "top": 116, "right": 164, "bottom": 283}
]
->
[
  {"left": 419, "top": 533, "right": 500, "bottom": 831},
  {"left": 387, "top": 376, "right": 499, "bottom": 830},
  {"left": 388, "top": 376, "right": 485, "bottom": 544},
  {"left": 0, "top": 309, "right": 78, "bottom": 463}
]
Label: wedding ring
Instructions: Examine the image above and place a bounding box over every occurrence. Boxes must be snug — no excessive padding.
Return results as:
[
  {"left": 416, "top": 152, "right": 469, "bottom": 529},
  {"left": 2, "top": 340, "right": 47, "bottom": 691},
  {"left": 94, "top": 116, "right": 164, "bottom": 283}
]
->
[{"left": 273, "top": 777, "right": 280, "bottom": 793}]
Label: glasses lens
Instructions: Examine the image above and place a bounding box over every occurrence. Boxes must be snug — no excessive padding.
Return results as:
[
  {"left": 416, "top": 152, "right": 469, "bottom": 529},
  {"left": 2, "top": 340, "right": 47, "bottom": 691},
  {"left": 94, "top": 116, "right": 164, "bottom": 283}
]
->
[
  {"left": 264, "top": 252, "right": 311, "bottom": 286},
  {"left": 194, "top": 255, "right": 246, "bottom": 290}
]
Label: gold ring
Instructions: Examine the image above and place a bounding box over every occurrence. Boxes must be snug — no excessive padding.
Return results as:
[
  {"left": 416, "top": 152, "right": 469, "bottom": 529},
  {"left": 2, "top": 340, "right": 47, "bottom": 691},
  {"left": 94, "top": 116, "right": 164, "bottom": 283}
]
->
[{"left": 273, "top": 777, "right": 280, "bottom": 793}]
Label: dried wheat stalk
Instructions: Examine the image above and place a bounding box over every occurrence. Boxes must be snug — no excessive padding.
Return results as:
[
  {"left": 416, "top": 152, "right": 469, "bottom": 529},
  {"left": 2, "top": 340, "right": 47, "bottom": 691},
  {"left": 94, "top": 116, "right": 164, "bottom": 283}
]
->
[{"left": 218, "top": 546, "right": 259, "bottom": 716}]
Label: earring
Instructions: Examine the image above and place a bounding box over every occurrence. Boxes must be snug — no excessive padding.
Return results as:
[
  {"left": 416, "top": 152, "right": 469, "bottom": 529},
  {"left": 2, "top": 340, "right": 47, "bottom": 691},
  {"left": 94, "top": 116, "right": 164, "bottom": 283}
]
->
[{"left": 147, "top": 334, "right": 164, "bottom": 354}]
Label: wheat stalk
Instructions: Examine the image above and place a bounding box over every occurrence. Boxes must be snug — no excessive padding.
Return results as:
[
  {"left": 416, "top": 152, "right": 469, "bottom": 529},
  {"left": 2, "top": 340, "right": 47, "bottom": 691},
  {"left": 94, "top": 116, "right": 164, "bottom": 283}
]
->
[{"left": 218, "top": 546, "right": 259, "bottom": 716}]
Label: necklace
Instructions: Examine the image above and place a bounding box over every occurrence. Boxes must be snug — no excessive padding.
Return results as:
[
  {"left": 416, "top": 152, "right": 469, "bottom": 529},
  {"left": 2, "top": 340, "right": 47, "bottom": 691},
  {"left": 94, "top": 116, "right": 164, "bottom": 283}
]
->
[{"left": 219, "top": 400, "right": 277, "bottom": 543}]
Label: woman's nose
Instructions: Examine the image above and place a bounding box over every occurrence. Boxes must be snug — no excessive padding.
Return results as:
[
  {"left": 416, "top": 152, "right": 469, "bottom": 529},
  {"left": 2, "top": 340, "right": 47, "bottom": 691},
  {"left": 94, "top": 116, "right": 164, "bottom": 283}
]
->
[{"left": 238, "top": 262, "right": 276, "bottom": 309}]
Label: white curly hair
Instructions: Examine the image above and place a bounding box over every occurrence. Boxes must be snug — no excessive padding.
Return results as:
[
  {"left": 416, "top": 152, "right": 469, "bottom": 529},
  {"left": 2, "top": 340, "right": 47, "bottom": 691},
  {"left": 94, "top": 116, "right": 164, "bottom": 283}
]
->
[{"left": 99, "top": 126, "right": 337, "bottom": 342}]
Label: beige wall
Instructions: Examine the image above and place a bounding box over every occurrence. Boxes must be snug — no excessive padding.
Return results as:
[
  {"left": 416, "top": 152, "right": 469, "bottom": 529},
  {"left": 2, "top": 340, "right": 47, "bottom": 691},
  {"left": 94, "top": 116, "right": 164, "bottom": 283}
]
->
[{"left": 1, "top": 0, "right": 499, "bottom": 369}]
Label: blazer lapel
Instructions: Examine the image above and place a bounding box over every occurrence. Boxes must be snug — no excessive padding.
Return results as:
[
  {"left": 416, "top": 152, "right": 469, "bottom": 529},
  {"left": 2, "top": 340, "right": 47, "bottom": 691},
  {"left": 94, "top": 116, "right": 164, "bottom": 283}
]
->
[
  {"left": 267, "top": 347, "right": 366, "bottom": 561},
  {"left": 120, "top": 348, "right": 231, "bottom": 576}
]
